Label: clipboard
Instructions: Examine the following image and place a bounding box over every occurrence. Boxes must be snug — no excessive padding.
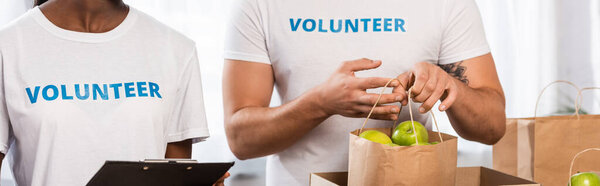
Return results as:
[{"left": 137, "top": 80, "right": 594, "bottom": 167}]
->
[{"left": 86, "top": 159, "right": 234, "bottom": 186}]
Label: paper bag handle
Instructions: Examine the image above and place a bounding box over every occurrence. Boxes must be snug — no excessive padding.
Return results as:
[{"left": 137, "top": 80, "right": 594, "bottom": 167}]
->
[
  {"left": 534, "top": 80, "right": 581, "bottom": 119},
  {"left": 358, "top": 78, "right": 443, "bottom": 145},
  {"left": 568, "top": 148, "right": 600, "bottom": 185},
  {"left": 575, "top": 87, "right": 600, "bottom": 115},
  {"left": 406, "top": 87, "right": 444, "bottom": 144}
]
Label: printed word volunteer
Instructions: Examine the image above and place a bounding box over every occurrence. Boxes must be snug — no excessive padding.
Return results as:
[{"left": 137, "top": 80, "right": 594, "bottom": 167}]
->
[
  {"left": 290, "top": 18, "right": 406, "bottom": 33},
  {"left": 25, "top": 82, "right": 162, "bottom": 104}
]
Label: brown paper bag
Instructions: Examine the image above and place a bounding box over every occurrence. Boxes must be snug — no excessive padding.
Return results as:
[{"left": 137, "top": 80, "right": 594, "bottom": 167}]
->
[
  {"left": 493, "top": 117, "right": 536, "bottom": 179},
  {"left": 535, "top": 117, "right": 600, "bottom": 185},
  {"left": 348, "top": 129, "right": 457, "bottom": 186},
  {"left": 492, "top": 115, "right": 600, "bottom": 180},
  {"left": 566, "top": 148, "right": 600, "bottom": 186},
  {"left": 347, "top": 81, "right": 457, "bottom": 186},
  {"left": 493, "top": 81, "right": 600, "bottom": 186}
]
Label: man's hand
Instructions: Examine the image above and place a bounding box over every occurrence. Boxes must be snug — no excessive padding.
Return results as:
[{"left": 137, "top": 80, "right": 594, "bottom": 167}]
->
[
  {"left": 392, "top": 54, "right": 506, "bottom": 145},
  {"left": 311, "top": 58, "right": 404, "bottom": 120},
  {"left": 223, "top": 58, "right": 403, "bottom": 160},
  {"left": 394, "top": 62, "right": 459, "bottom": 113}
]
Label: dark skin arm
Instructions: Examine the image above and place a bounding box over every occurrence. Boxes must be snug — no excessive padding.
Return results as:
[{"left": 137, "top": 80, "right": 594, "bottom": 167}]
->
[
  {"left": 1, "top": 153, "right": 3, "bottom": 177},
  {"left": 165, "top": 140, "right": 230, "bottom": 186},
  {"left": 165, "top": 139, "right": 193, "bottom": 159}
]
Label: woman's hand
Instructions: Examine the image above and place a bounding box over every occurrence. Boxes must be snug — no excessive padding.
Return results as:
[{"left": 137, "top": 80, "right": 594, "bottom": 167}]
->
[
  {"left": 310, "top": 58, "right": 405, "bottom": 120},
  {"left": 212, "top": 172, "right": 230, "bottom": 186}
]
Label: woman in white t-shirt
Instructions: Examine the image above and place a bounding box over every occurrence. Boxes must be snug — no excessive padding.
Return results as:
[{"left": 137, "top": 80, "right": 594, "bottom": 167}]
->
[{"left": 0, "top": 0, "right": 228, "bottom": 185}]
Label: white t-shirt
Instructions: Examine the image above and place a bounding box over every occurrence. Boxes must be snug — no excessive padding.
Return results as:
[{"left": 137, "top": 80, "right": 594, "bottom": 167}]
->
[
  {"left": 0, "top": 7, "right": 209, "bottom": 186},
  {"left": 224, "top": 0, "right": 489, "bottom": 185}
]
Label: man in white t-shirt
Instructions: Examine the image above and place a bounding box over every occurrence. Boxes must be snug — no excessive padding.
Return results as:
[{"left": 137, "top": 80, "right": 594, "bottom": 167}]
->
[{"left": 223, "top": 0, "right": 506, "bottom": 185}]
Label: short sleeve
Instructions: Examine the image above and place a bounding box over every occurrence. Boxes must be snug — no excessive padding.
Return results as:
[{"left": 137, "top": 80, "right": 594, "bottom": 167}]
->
[
  {"left": 167, "top": 48, "right": 210, "bottom": 144},
  {"left": 438, "top": 0, "right": 490, "bottom": 64},
  {"left": 0, "top": 52, "right": 11, "bottom": 154},
  {"left": 223, "top": 0, "right": 271, "bottom": 64}
]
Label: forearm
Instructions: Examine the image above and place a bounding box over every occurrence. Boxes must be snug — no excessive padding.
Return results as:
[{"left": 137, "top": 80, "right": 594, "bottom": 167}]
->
[
  {"left": 225, "top": 90, "right": 329, "bottom": 160},
  {"left": 1, "top": 153, "right": 3, "bottom": 177},
  {"left": 446, "top": 79, "right": 506, "bottom": 145},
  {"left": 165, "top": 139, "right": 192, "bottom": 159}
]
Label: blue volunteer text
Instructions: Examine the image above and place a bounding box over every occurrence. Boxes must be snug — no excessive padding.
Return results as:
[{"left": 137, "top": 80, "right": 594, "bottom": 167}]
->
[
  {"left": 290, "top": 18, "right": 406, "bottom": 33},
  {"left": 25, "top": 82, "right": 162, "bottom": 104}
]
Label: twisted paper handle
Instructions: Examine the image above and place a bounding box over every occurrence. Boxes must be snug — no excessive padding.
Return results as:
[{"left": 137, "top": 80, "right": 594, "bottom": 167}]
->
[
  {"left": 406, "top": 87, "right": 444, "bottom": 145},
  {"left": 534, "top": 80, "right": 580, "bottom": 119},
  {"left": 358, "top": 78, "right": 443, "bottom": 144},
  {"left": 568, "top": 148, "right": 600, "bottom": 185},
  {"left": 358, "top": 78, "right": 397, "bottom": 134},
  {"left": 575, "top": 87, "right": 600, "bottom": 115}
]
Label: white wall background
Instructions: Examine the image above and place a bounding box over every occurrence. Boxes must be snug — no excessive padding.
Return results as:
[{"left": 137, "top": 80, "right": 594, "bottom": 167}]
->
[{"left": 1, "top": 0, "right": 599, "bottom": 185}]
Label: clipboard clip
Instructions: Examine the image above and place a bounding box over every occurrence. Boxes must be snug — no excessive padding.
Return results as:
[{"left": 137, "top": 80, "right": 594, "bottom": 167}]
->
[
  {"left": 140, "top": 159, "right": 199, "bottom": 171},
  {"left": 141, "top": 159, "right": 199, "bottom": 164}
]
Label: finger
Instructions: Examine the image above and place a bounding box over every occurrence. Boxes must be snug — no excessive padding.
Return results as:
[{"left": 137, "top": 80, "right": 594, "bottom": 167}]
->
[
  {"left": 439, "top": 85, "right": 458, "bottom": 111},
  {"left": 400, "top": 72, "right": 415, "bottom": 106},
  {"left": 355, "top": 77, "right": 399, "bottom": 89},
  {"left": 401, "top": 94, "right": 408, "bottom": 105},
  {"left": 219, "top": 172, "right": 230, "bottom": 181},
  {"left": 353, "top": 105, "right": 400, "bottom": 115},
  {"left": 394, "top": 91, "right": 408, "bottom": 106},
  {"left": 410, "top": 66, "right": 429, "bottom": 98},
  {"left": 350, "top": 111, "right": 398, "bottom": 120},
  {"left": 420, "top": 81, "right": 446, "bottom": 113},
  {"left": 366, "top": 113, "right": 399, "bottom": 120},
  {"left": 392, "top": 74, "right": 410, "bottom": 106},
  {"left": 224, "top": 172, "right": 231, "bottom": 178},
  {"left": 356, "top": 93, "right": 403, "bottom": 105},
  {"left": 413, "top": 70, "right": 438, "bottom": 103},
  {"left": 393, "top": 72, "right": 411, "bottom": 93},
  {"left": 214, "top": 172, "right": 230, "bottom": 184},
  {"left": 338, "top": 58, "right": 382, "bottom": 73},
  {"left": 392, "top": 91, "right": 408, "bottom": 106}
]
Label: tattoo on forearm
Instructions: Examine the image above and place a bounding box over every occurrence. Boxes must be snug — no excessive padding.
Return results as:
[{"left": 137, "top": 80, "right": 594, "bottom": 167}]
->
[{"left": 439, "top": 61, "right": 469, "bottom": 84}]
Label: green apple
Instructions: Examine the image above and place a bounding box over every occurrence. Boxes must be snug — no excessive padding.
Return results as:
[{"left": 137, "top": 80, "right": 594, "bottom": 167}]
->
[
  {"left": 391, "top": 121, "right": 428, "bottom": 146},
  {"left": 410, "top": 142, "right": 431, "bottom": 146},
  {"left": 386, "top": 143, "right": 400, "bottom": 147},
  {"left": 430, "top": 141, "right": 440, "bottom": 145},
  {"left": 571, "top": 172, "right": 600, "bottom": 186},
  {"left": 359, "top": 130, "right": 392, "bottom": 144}
]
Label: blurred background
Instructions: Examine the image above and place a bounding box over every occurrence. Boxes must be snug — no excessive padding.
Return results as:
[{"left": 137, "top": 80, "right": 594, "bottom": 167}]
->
[{"left": 1, "top": 0, "right": 599, "bottom": 185}]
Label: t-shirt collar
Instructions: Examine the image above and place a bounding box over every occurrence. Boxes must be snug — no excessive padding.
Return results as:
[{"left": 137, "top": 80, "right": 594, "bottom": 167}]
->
[{"left": 31, "top": 6, "right": 138, "bottom": 43}]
